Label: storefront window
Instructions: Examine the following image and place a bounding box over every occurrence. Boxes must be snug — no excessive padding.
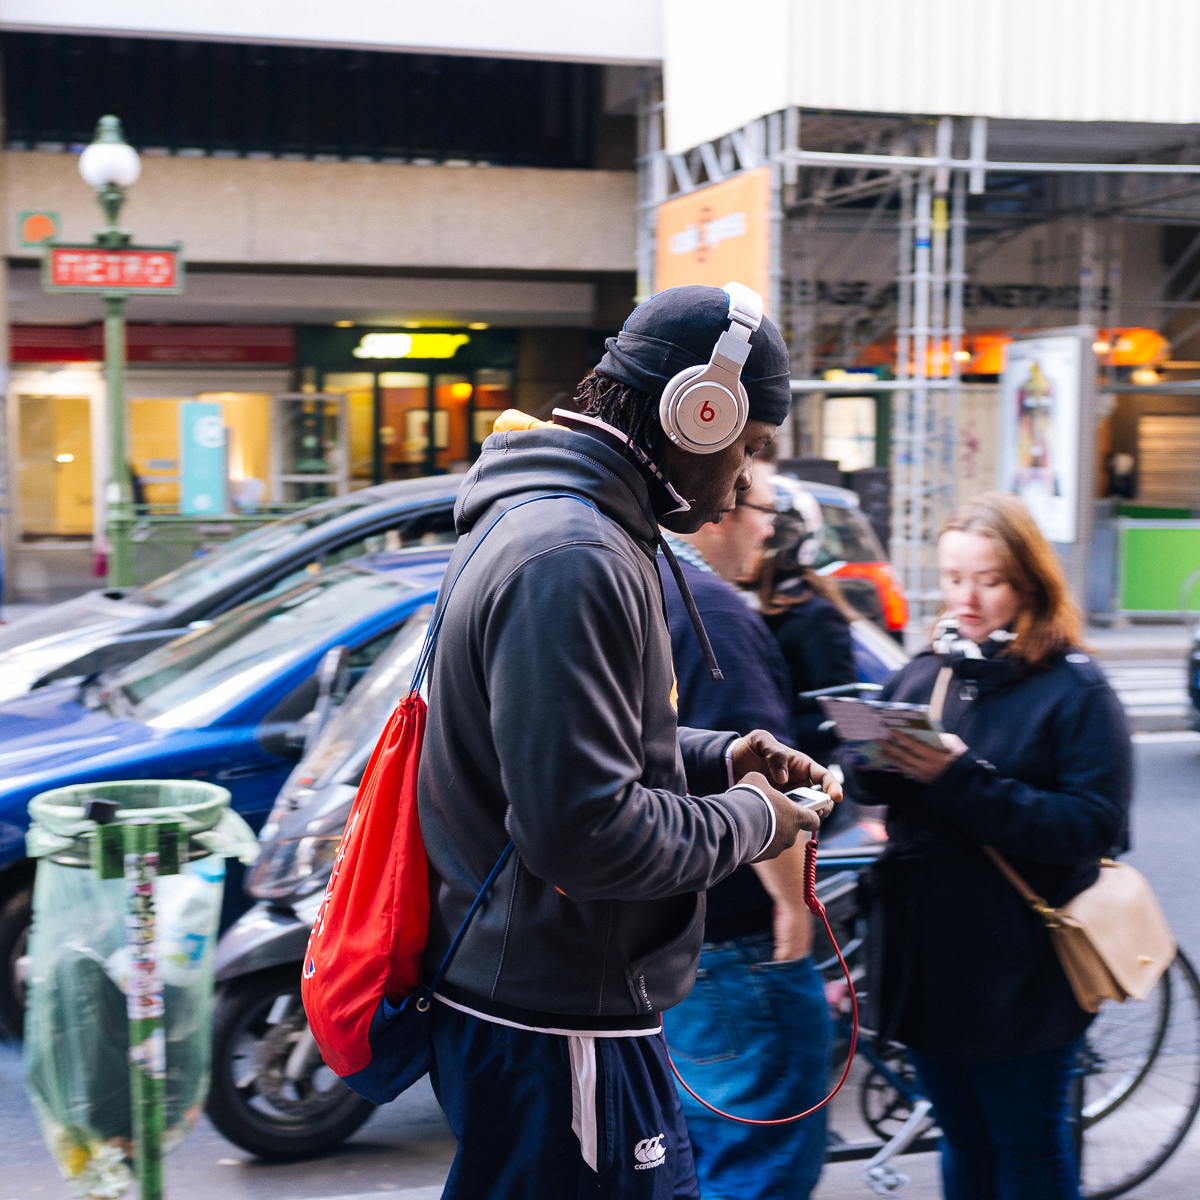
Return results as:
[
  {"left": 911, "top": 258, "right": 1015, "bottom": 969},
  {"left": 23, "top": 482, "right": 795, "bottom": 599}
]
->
[
  {"left": 207, "top": 392, "right": 272, "bottom": 508},
  {"left": 473, "top": 369, "right": 513, "bottom": 454},
  {"left": 435, "top": 375, "right": 472, "bottom": 471},
  {"left": 297, "top": 324, "right": 518, "bottom": 479},
  {"left": 129, "top": 393, "right": 272, "bottom": 511},
  {"left": 321, "top": 372, "right": 376, "bottom": 490},
  {"left": 379, "top": 372, "right": 432, "bottom": 478},
  {"left": 17, "top": 395, "right": 92, "bottom": 537}
]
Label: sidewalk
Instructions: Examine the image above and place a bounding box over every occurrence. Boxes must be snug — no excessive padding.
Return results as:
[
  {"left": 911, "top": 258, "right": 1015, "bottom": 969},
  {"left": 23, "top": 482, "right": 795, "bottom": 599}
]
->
[{"left": 1086, "top": 622, "right": 1194, "bottom": 662}]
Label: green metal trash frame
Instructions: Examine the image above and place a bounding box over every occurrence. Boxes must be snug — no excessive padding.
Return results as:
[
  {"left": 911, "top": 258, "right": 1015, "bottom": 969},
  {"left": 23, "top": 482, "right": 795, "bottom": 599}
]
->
[
  {"left": 120, "top": 504, "right": 316, "bottom": 588},
  {"left": 23, "top": 780, "right": 259, "bottom": 1200}
]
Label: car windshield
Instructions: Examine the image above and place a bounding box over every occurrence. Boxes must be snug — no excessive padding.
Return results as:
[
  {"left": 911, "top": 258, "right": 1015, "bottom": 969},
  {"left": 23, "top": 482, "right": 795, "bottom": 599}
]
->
[
  {"left": 110, "top": 566, "right": 415, "bottom": 729},
  {"left": 814, "top": 503, "right": 885, "bottom": 568},
  {"left": 135, "top": 496, "right": 372, "bottom": 606}
]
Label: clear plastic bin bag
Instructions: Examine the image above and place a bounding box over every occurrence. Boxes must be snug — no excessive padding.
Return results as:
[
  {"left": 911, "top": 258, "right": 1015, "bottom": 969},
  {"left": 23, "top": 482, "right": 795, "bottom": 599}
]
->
[{"left": 23, "top": 854, "right": 225, "bottom": 1198}]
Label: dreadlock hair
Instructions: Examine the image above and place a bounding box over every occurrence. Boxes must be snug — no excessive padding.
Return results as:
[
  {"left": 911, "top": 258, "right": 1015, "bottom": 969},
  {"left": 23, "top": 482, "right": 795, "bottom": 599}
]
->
[{"left": 573, "top": 372, "right": 668, "bottom": 465}]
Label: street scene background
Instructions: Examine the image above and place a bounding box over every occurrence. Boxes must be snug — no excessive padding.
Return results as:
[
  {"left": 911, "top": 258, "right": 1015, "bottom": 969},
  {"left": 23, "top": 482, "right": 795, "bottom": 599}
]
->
[{"left": 6, "top": 3, "right": 1200, "bottom": 1200}]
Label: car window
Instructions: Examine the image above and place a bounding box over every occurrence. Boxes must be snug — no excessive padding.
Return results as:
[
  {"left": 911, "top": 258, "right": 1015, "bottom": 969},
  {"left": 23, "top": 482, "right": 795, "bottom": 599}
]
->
[
  {"left": 814, "top": 503, "right": 886, "bottom": 567},
  {"left": 346, "top": 627, "right": 403, "bottom": 688},
  {"left": 250, "top": 507, "right": 459, "bottom": 605},
  {"left": 136, "top": 496, "right": 373, "bottom": 606},
  {"left": 393, "top": 506, "right": 458, "bottom": 547},
  {"left": 111, "top": 566, "right": 416, "bottom": 729}
]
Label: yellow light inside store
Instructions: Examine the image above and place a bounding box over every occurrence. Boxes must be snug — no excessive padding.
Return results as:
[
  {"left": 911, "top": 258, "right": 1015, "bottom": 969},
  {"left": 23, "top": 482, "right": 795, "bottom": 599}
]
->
[
  {"left": 334, "top": 320, "right": 354, "bottom": 328},
  {"left": 56, "top": 453, "right": 74, "bottom": 463},
  {"left": 449, "top": 382, "right": 473, "bottom": 401},
  {"left": 353, "top": 332, "right": 470, "bottom": 359},
  {"left": 468, "top": 322, "right": 489, "bottom": 330}
]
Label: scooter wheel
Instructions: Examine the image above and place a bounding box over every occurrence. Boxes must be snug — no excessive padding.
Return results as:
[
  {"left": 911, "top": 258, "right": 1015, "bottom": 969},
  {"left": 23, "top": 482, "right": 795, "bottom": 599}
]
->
[
  {"left": 0, "top": 878, "right": 32, "bottom": 1039},
  {"left": 206, "top": 964, "right": 375, "bottom": 1160}
]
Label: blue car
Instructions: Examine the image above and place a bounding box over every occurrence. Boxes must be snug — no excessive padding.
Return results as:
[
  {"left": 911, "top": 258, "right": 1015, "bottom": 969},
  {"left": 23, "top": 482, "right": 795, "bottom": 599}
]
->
[{"left": 0, "top": 548, "right": 449, "bottom": 1035}]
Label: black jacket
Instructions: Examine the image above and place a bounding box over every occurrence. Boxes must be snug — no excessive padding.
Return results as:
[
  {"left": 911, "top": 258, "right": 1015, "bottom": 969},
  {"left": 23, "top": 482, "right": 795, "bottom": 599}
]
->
[
  {"left": 844, "top": 643, "right": 1132, "bottom": 1061},
  {"left": 764, "top": 584, "right": 856, "bottom": 754},
  {"left": 659, "top": 554, "right": 793, "bottom": 941},
  {"left": 417, "top": 421, "right": 774, "bottom": 1028}
]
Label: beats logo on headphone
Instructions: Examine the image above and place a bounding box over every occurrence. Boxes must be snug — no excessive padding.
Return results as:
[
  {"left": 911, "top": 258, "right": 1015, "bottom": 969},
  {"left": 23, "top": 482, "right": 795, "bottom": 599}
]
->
[{"left": 658, "top": 282, "right": 764, "bottom": 454}]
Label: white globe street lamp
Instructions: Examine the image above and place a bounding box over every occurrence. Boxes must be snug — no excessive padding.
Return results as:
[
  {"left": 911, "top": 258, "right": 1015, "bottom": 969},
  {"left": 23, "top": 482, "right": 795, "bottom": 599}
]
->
[
  {"left": 79, "top": 115, "right": 141, "bottom": 247},
  {"left": 78, "top": 115, "right": 144, "bottom": 584}
]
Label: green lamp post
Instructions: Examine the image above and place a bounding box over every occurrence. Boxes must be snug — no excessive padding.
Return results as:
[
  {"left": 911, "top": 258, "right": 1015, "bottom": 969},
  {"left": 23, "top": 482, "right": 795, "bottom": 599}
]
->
[{"left": 78, "top": 116, "right": 141, "bottom": 588}]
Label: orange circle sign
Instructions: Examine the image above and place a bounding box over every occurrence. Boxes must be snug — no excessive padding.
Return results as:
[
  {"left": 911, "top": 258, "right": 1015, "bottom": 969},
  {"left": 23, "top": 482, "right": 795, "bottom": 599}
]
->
[{"left": 21, "top": 212, "right": 57, "bottom": 244}]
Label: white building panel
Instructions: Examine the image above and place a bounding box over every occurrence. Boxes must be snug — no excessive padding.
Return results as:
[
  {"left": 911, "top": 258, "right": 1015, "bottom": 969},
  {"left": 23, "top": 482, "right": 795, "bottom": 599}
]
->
[
  {"left": 0, "top": 0, "right": 662, "bottom": 65},
  {"left": 666, "top": 0, "right": 1200, "bottom": 153},
  {"left": 664, "top": 0, "right": 790, "bottom": 159}
]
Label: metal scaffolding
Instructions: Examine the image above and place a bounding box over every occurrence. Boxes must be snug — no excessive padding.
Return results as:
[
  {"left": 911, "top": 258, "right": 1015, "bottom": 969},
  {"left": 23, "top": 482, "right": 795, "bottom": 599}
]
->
[{"left": 637, "top": 100, "right": 1200, "bottom": 628}]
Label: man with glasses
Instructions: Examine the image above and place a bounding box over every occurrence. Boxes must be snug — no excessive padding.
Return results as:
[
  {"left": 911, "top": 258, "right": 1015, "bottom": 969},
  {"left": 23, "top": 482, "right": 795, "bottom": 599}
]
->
[{"left": 658, "top": 464, "right": 834, "bottom": 1200}]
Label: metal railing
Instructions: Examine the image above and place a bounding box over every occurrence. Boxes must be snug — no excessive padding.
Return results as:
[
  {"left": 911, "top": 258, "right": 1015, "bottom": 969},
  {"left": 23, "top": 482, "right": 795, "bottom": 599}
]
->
[{"left": 124, "top": 505, "right": 311, "bottom": 587}]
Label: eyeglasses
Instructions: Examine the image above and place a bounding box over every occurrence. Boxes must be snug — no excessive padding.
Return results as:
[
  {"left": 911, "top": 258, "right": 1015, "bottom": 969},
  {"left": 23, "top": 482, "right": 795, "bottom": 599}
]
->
[{"left": 737, "top": 501, "right": 778, "bottom": 517}]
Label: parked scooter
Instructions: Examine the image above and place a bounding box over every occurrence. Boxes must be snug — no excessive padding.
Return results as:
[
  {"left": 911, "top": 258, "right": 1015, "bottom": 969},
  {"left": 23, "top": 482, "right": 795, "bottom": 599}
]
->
[{"left": 206, "top": 611, "right": 430, "bottom": 1160}]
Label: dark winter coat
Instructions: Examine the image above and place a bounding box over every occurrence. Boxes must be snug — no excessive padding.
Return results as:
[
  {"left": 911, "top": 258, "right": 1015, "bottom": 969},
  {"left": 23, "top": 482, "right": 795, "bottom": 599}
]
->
[
  {"left": 417, "top": 419, "right": 775, "bottom": 1028},
  {"left": 659, "top": 554, "right": 794, "bottom": 941},
  {"left": 764, "top": 583, "right": 857, "bottom": 755},
  {"left": 844, "top": 642, "right": 1132, "bottom": 1061}
]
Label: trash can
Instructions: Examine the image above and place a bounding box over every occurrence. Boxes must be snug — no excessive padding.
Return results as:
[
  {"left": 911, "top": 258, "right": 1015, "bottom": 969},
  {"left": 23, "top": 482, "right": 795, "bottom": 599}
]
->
[{"left": 23, "top": 781, "right": 259, "bottom": 1200}]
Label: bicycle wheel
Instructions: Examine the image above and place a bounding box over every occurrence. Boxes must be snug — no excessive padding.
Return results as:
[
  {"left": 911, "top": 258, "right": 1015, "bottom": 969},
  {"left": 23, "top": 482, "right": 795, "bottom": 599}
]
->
[
  {"left": 859, "top": 1042, "right": 938, "bottom": 1141},
  {"left": 1080, "top": 949, "right": 1200, "bottom": 1200}
]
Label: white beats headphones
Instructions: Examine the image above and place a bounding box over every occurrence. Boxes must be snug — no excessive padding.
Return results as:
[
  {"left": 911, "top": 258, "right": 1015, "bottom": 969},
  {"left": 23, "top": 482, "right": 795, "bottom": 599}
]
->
[{"left": 658, "top": 281, "right": 764, "bottom": 454}]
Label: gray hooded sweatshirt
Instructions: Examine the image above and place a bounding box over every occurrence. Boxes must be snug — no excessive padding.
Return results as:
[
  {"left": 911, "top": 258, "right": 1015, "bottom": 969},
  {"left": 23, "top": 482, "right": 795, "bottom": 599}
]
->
[{"left": 417, "top": 419, "right": 773, "bottom": 1029}]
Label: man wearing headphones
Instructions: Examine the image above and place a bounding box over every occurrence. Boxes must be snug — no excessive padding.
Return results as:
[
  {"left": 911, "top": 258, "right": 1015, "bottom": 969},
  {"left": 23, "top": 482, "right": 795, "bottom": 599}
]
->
[{"left": 418, "top": 284, "right": 840, "bottom": 1198}]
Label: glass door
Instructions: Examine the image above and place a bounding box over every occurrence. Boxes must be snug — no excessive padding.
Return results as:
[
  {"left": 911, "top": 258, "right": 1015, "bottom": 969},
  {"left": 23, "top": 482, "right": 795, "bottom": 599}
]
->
[
  {"left": 17, "top": 395, "right": 93, "bottom": 537},
  {"left": 321, "top": 372, "right": 377, "bottom": 489},
  {"left": 471, "top": 370, "right": 513, "bottom": 457},
  {"left": 378, "top": 373, "right": 433, "bottom": 478},
  {"left": 270, "top": 394, "right": 349, "bottom": 502}
]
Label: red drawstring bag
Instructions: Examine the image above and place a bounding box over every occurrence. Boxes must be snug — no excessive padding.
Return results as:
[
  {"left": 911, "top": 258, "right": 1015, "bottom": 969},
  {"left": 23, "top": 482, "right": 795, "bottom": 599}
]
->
[
  {"left": 301, "top": 693, "right": 431, "bottom": 1099},
  {"left": 300, "top": 494, "right": 585, "bottom": 1104}
]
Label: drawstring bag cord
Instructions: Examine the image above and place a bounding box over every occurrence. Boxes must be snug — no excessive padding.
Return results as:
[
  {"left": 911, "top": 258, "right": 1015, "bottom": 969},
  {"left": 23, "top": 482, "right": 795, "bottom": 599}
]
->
[{"left": 663, "top": 836, "right": 859, "bottom": 1124}]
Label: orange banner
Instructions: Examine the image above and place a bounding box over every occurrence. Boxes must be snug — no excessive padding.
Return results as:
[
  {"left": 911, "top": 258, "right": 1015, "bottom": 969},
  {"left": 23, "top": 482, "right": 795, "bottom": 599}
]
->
[{"left": 655, "top": 167, "right": 770, "bottom": 311}]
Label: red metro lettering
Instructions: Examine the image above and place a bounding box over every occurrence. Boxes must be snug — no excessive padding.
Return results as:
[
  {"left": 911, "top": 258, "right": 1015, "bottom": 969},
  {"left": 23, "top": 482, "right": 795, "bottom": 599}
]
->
[{"left": 698, "top": 400, "right": 716, "bottom": 423}]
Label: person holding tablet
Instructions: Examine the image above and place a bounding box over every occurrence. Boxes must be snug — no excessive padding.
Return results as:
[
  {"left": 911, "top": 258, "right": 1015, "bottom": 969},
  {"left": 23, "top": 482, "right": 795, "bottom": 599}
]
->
[{"left": 843, "top": 492, "right": 1131, "bottom": 1200}]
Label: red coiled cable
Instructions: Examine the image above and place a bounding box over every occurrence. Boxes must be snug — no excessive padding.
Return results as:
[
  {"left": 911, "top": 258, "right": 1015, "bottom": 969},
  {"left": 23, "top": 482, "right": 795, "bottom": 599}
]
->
[{"left": 663, "top": 836, "right": 859, "bottom": 1124}]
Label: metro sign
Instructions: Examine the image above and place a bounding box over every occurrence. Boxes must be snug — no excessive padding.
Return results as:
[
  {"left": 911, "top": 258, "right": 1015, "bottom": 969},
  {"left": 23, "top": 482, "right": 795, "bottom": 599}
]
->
[{"left": 42, "top": 243, "right": 185, "bottom": 294}]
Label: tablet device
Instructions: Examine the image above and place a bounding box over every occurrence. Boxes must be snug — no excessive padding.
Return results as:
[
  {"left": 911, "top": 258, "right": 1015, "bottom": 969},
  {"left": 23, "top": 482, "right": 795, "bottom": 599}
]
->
[{"left": 818, "top": 696, "right": 945, "bottom": 771}]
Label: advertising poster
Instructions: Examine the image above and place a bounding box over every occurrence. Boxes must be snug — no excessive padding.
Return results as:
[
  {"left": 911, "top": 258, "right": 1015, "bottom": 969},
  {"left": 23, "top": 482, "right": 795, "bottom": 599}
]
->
[
  {"left": 179, "top": 400, "right": 228, "bottom": 515},
  {"left": 999, "top": 333, "right": 1084, "bottom": 544},
  {"left": 655, "top": 167, "right": 770, "bottom": 307}
]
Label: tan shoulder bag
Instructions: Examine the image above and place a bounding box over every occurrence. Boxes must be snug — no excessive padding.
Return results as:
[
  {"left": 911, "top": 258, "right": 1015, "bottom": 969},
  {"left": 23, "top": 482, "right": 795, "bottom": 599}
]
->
[{"left": 929, "top": 666, "right": 1176, "bottom": 1013}]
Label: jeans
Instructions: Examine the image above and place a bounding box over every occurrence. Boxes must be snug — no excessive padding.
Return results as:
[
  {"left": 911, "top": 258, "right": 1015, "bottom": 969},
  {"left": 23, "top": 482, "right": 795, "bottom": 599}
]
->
[
  {"left": 909, "top": 1040, "right": 1082, "bottom": 1200},
  {"left": 661, "top": 933, "right": 832, "bottom": 1200}
]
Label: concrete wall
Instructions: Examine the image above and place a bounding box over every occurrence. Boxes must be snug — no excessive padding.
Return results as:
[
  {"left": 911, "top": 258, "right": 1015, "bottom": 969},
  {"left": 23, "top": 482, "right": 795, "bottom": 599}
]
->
[
  {"left": 516, "top": 329, "right": 596, "bottom": 416},
  {"left": 0, "top": 0, "right": 662, "bottom": 65},
  {"left": 4, "top": 152, "right": 637, "bottom": 273}
]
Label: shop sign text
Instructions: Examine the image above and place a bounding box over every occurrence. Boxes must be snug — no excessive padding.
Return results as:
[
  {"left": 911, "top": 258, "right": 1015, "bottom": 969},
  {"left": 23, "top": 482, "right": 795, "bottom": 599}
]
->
[{"left": 43, "top": 244, "right": 185, "bottom": 294}]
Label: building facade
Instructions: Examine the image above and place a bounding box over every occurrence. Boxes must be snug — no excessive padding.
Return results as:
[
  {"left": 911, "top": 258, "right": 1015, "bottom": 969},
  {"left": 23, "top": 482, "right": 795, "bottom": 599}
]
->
[{"left": 0, "top": 15, "right": 654, "bottom": 585}]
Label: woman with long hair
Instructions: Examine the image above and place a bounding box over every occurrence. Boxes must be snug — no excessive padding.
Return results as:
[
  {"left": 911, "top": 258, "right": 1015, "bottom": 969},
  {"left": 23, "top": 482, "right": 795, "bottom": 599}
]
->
[{"left": 845, "top": 491, "right": 1132, "bottom": 1200}]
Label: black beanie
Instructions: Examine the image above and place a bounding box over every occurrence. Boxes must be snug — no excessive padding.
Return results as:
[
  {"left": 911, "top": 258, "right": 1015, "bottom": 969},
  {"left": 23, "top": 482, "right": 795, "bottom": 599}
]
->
[{"left": 595, "top": 284, "right": 791, "bottom": 427}]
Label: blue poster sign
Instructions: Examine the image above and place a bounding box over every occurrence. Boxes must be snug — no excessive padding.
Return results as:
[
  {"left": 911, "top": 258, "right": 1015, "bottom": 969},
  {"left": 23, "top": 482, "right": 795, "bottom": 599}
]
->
[{"left": 179, "top": 401, "right": 227, "bottom": 515}]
